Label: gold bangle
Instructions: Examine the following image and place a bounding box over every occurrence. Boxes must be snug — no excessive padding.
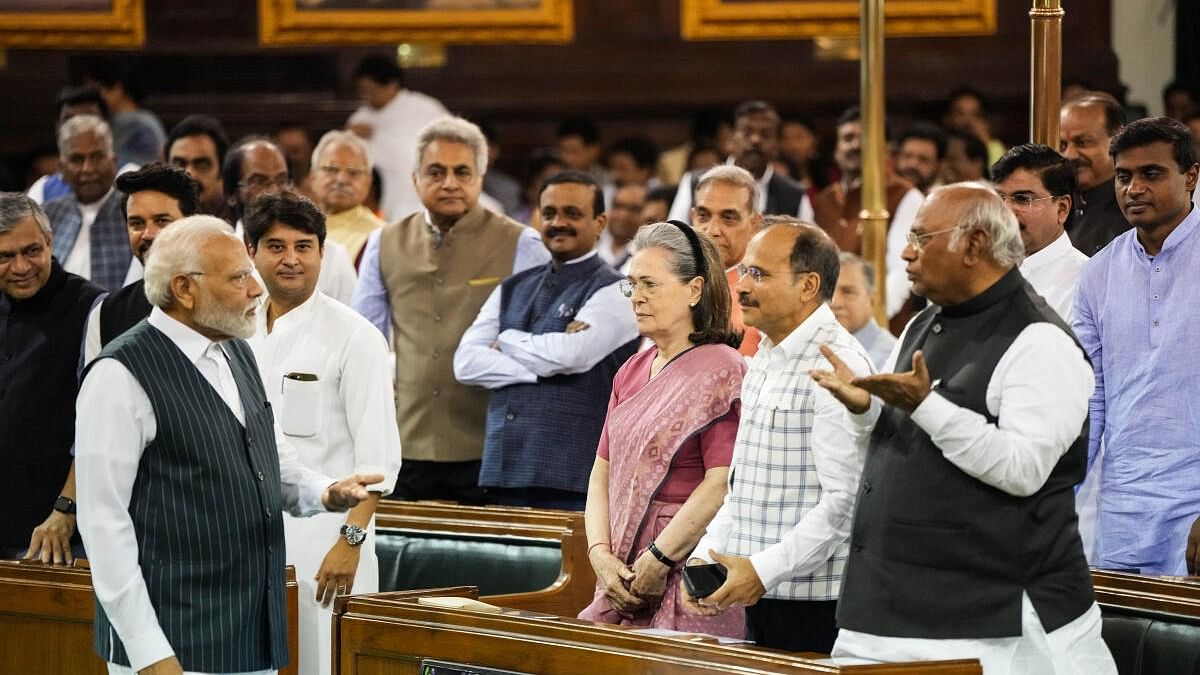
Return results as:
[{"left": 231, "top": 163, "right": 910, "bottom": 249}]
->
[{"left": 587, "top": 541, "right": 611, "bottom": 554}]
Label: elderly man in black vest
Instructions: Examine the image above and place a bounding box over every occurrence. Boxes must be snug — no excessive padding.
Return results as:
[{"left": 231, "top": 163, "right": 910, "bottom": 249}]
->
[
  {"left": 83, "top": 162, "right": 200, "bottom": 362},
  {"left": 812, "top": 184, "right": 1115, "bottom": 674},
  {"left": 0, "top": 193, "right": 104, "bottom": 564},
  {"left": 75, "top": 215, "right": 384, "bottom": 675}
]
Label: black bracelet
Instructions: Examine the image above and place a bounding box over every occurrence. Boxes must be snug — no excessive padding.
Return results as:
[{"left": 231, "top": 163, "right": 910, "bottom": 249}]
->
[{"left": 646, "top": 541, "right": 677, "bottom": 567}]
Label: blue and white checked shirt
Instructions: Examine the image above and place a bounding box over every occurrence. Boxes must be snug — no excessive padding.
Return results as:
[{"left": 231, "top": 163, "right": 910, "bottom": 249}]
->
[{"left": 694, "top": 303, "right": 876, "bottom": 601}]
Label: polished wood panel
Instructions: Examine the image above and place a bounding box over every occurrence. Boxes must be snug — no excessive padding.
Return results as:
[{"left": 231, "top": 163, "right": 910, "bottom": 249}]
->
[
  {"left": 1092, "top": 570, "right": 1200, "bottom": 619},
  {"left": 0, "top": 560, "right": 300, "bottom": 675},
  {"left": 331, "top": 589, "right": 983, "bottom": 674}
]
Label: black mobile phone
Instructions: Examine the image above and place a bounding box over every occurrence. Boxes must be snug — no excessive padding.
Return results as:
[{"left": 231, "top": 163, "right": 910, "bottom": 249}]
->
[{"left": 682, "top": 562, "right": 728, "bottom": 599}]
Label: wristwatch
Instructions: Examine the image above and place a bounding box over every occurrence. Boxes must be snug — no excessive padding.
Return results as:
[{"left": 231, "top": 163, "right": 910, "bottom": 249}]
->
[
  {"left": 53, "top": 496, "right": 76, "bottom": 515},
  {"left": 340, "top": 523, "right": 366, "bottom": 546}
]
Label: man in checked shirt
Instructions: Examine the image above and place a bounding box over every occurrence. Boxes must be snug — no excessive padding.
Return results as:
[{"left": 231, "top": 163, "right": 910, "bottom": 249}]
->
[{"left": 680, "top": 220, "right": 874, "bottom": 652}]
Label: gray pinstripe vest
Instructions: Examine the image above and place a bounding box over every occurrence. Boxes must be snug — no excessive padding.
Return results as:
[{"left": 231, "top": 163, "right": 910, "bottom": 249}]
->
[{"left": 91, "top": 321, "right": 290, "bottom": 671}]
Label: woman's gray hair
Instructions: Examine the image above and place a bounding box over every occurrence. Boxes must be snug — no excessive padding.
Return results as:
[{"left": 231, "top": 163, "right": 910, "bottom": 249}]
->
[
  {"left": 413, "top": 116, "right": 488, "bottom": 176},
  {"left": 939, "top": 182, "right": 1025, "bottom": 268},
  {"left": 0, "top": 192, "right": 52, "bottom": 238},
  {"left": 143, "top": 215, "right": 239, "bottom": 309},
  {"left": 695, "top": 164, "right": 760, "bottom": 215},
  {"left": 57, "top": 114, "right": 113, "bottom": 156},
  {"left": 312, "top": 129, "right": 373, "bottom": 173},
  {"left": 632, "top": 222, "right": 740, "bottom": 348}
]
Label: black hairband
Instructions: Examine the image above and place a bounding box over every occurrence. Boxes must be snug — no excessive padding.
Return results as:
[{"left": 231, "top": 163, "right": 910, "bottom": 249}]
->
[{"left": 666, "top": 219, "right": 708, "bottom": 281}]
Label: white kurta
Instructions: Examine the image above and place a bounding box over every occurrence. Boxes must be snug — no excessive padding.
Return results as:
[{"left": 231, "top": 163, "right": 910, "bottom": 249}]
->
[{"left": 247, "top": 291, "right": 402, "bottom": 675}]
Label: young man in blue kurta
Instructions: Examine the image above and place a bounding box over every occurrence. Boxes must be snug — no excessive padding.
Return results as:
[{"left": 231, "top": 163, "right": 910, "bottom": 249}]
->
[{"left": 454, "top": 170, "right": 639, "bottom": 510}]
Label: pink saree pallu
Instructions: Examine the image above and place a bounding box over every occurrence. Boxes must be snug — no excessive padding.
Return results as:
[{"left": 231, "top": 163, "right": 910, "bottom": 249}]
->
[{"left": 578, "top": 344, "right": 746, "bottom": 638}]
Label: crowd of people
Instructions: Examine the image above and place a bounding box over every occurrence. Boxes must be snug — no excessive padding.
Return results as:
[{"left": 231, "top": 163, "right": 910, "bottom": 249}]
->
[{"left": 2, "top": 53, "right": 1200, "bottom": 675}]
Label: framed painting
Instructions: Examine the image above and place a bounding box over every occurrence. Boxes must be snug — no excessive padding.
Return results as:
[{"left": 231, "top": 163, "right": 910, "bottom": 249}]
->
[
  {"left": 258, "top": 0, "right": 574, "bottom": 46},
  {"left": 680, "top": 0, "right": 996, "bottom": 40},
  {"left": 0, "top": 0, "right": 144, "bottom": 49}
]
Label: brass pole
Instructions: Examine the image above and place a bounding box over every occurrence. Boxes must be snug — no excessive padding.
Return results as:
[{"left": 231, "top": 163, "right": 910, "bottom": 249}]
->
[
  {"left": 859, "top": 0, "right": 889, "bottom": 326},
  {"left": 1030, "top": 0, "right": 1064, "bottom": 145}
]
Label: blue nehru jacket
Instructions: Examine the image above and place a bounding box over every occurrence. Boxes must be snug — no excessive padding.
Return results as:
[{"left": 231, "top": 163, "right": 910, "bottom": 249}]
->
[{"left": 480, "top": 254, "right": 638, "bottom": 494}]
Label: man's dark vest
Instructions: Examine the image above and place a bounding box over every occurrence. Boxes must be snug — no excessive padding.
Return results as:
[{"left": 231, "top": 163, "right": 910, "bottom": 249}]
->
[
  {"left": 0, "top": 259, "right": 102, "bottom": 549},
  {"left": 99, "top": 278, "right": 153, "bottom": 345},
  {"left": 91, "top": 322, "right": 289, "bottom": 671},
  {"left": 480, "top": 255, "right": 637, "bottom": 493},
  {"left": 837, "top": 268, "right": 1093, "bottom": 639}
]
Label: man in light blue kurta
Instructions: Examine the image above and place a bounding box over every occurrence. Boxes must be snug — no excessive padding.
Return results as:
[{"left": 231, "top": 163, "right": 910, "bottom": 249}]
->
[{"left": 1073, "top": 116, "right": 1200, "bottom": 575}]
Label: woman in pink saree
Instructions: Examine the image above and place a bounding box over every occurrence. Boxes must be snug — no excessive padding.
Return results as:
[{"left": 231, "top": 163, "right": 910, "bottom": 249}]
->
[{"left": 579, "top": 221, "right": 746, "bottom": 637}]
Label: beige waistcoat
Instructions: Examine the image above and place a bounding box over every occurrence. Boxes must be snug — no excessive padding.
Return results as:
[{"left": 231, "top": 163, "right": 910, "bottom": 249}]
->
[{"left": 379, "top": 205, "right": 525, "bottom": 462}]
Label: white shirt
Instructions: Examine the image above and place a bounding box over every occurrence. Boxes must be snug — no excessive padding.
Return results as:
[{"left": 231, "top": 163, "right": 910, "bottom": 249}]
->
[
  {"left": 453, "top": 250, "right": 639, "bottom": 389},
  {"left": 1019, "top": 231, "right": 1088, "bottom": 323},
  {"left": 595, "top": 229, "right": 633, "bottom": 269},
  {"left": 62, "top": 188, "right": 116, "bottom": 281},
  {"left": 884, "top": 188, "right": 924, "bottom": 318},
  {"left": 75, "top": 308, "right": 334, "bottom": 672},
  {"left": 693, "top": 304, "right": 877, "bottom": 593},
  {"left": 347, "top": 89, "right": 448, "bottom": 222}
]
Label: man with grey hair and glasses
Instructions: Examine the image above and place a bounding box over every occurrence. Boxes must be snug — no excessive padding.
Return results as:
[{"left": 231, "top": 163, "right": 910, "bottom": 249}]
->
[
  {"left": 309, "top": 130, "right": 383, "bottom": 266},
  {"left": 829, "top": 252, "right": 895, "bottom": 370},
  {"left": 813, "top": 184, "right": 1114, "bottom": 674},
  {"left": 75, "top": 215, "right": 383, "bottom": 675},
  {"left": 42, "top": 113, "right": 130, "bottom": 291},
  {"left": 353, "top": 115, "right": 549, "bottom": 503},
  {"left": 0, "top": 193, "right": 105, "bottom": 565}
]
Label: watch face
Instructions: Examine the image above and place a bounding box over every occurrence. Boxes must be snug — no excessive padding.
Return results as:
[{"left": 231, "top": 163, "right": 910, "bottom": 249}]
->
[{"left": 342, "top": 525, "right": 366, "bottom": 545}]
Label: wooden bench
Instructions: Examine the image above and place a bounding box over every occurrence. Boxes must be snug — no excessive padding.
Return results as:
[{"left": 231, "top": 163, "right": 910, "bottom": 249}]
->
[
  {"left": 374, "top": 501, "right": 594, "bottom": 617},
  {"left": 1092, "top": 570, "right": 1200, "bottom": 675},
  {"left": 0, "top": 560, "right": 300, "bottom": 674},
  {"left": 331, "top": 586, "right": 982, "bottom": 674}
]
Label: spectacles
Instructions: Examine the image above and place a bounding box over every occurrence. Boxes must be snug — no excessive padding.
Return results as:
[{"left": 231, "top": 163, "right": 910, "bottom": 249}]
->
[
  {"left": 188, "top": 270, "right": 254, "bottom": 288},
  {"left": 238, "top": 175, "right": 292, "bottom": 191},
  {"left": 317, "top": 164, "right": 368, "bottom": 180},
  {"left": 906, "top": 226, "right": 960, "bottom": 252},
  {"left": 736, "top": 264, "right": 767, "bottom": 284},
  {"left": 619, "top": 278, "right": 662, "bottom": 298},
  {"left": 998, "top": 193, "right": 1058, "bottom": 209}
]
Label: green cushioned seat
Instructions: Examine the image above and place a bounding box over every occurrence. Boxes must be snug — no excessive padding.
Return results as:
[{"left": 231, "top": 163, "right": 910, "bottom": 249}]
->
[
  {"left": 1102, "top": 607, "right": 1200, "bottom": 675},
  {"left": 376, "top": 529, "right": 563, "bottom": 596}
]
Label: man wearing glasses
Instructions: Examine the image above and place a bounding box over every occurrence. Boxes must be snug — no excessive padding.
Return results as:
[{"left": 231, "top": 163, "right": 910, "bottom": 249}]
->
[
  {"left": 991, "top": 144, "right": 1088, "bottom": 323},
  {"left": 309, "top": 130, "right": 383, "bottom": 267},
  {"left": 813, "top": 184, "right": 1114, "bottom": 674},
  {"left": 222, "top": 137, "right": 357, "bottom": 305}
]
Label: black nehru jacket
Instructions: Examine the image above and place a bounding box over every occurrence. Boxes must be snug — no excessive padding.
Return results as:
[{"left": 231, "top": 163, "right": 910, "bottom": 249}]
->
[
  {"left": 99, "top": 278, "right": 153, "bottom": 345},
  {"left": 1068, "top": 177, "right": 1131, "bottom": 257},
  {"left": 0, "top": 259, "right": 103, "bottom": 549},
  {"left": 837, "top": 268, "right": 1094, "bottom": 639}
]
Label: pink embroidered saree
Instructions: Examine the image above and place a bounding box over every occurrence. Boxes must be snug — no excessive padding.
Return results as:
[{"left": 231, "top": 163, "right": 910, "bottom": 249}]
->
[{"left": 578, "top": 344, "right": 746, "bottom": 638}]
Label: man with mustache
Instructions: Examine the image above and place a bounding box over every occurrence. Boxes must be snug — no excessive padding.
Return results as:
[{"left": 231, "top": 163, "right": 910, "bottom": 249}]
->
[
  {"left": 83, "top": 162, "right": 200, "bottom": 362},
  {"left": 681, "top": 221, "right": 873, "bottom": 653},
  {"left": 75, "top": 215, "right": 384, "bottom": 675},
  {"left": 1060, "top": 91, "right": 1131, "bottom": 256},
  {"left": 309, "top": 130, "right": 382, "bottom": 267},
  {"left": 1074, "top": 116, "right": 1200, "bottom": 575},
  {"left": 807, "top": 106, "right": 924, "bottom": 330},
  {"left": 667, "top": 100, "right": 805, "bottom": 222},
  {"left": 42, "top": 114, "right": 131, "bottom": 292},
  {"left": 894, "top": 123, "right": 947, "bottom": 195},
  {"left": 454, "top": 170, "right": 638, "bottom": 510},
  {"left": 814, "top": 183, "right": 1115, "bottom": 674},
  {"left": 0, "top": 194, "right": 105, "bottom": 565}
]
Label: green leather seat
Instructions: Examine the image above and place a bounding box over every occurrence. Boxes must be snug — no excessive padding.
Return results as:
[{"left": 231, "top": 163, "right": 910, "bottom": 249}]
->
[
  {"left": 1102, "top": 607, "right": 1200, "bottom": 675},
  {"left": 376, "top": 529, "right": 563, "bottom": 596}
]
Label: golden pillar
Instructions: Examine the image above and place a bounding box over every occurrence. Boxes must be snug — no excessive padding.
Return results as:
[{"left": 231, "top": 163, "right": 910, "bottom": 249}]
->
[
  {"left": 859, "top": 0, "right": 889, "bottom": 325},
  {"left": 1030, "top": 0, "right": 1064, "bottom": 145}
]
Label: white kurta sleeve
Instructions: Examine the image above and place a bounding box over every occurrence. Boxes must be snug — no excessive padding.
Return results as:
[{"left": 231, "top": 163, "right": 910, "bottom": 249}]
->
[{"left": 339, "top": 321, "right": 404, "bottom": 495}]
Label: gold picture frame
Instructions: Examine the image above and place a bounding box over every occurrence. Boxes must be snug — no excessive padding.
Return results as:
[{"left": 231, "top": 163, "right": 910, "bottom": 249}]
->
[
  {"left": 0, "top": 0, "right": 145, "bottom": 49},
  {"left": 258, "top": 0, "right": 574, "bottom": 46},
  {"left": 680, "top": 0, "right": 996, "bottom": 40}
]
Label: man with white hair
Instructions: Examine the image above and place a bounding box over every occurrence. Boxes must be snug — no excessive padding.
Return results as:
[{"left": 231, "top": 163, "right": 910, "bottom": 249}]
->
[
  {"left": 42, "top": 114, "right": 130, "bottom": 291},
  {"left": 813, "top": 184, "right": 1115, "bottom": 673},
  {"left": 309, "top": 130, "right": 383, "bottom": 266},
  {"left": 75, "top": 216, "right": 384, "bottom": 675},
  {"left": 353, "top": 116, "right": 550, "bottom": 503}
]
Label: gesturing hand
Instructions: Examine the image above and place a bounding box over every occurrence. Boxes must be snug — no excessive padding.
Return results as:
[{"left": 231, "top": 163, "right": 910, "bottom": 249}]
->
[
  {"left": 322, "top": 474, "right": 385, "bottom": 512},
  {"left": 315, "top": 540, "right": 361, "bottom": 607},
  {"left": 811, "top": 344, "right": 872, "bottom": 414},
  {"left": 852, "top": 350, "right": 932, "bottom": 413},
  {"left": 24, "top": 510, "right": 76, "bottom": 565}
]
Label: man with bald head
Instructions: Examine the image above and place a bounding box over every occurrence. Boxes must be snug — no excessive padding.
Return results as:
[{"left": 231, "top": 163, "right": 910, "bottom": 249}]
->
[
  {"left": 75, "top": 215, "right": 384, "bottom": 675},
  {"left": 223, "top": 137, "right": 357, "bottom": 304},
  {"left": 42, "top": 114, "right": 130, "bottom": 291},
  {"left": 1060, "top": 92, "right": 1130, "bottom": 255},
  {"left": 309, "top": 130, "right": 383, "bottom": 266},
  {"left": 681, "top": 221, "right": 873, "bottom": 653},
  {"left": 814, "top": 184, "right": 1114, "bottom": 674}
]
